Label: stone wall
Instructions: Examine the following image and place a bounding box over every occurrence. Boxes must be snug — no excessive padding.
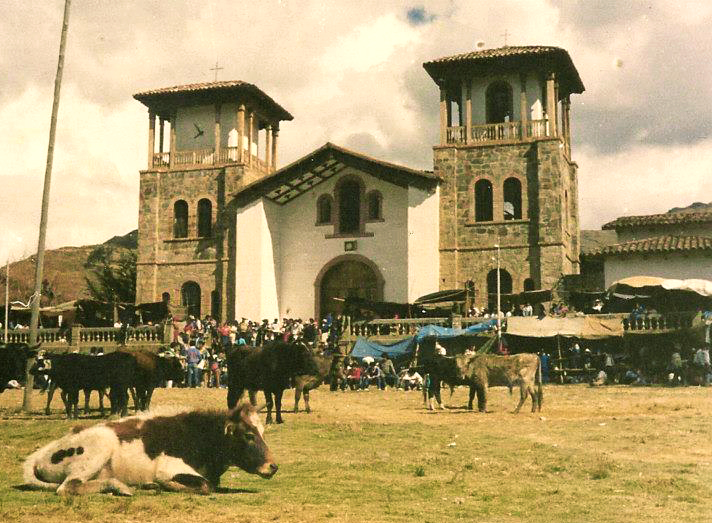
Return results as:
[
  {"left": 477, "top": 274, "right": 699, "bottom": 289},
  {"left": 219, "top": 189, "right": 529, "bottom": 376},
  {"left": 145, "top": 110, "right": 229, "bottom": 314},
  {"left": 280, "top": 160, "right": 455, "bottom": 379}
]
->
[
  {"left": 435, "top": 138, "right": 580, "bottom": 308},
  {"left": 136, "top": 162, "right": 253, "bottom": 321}
]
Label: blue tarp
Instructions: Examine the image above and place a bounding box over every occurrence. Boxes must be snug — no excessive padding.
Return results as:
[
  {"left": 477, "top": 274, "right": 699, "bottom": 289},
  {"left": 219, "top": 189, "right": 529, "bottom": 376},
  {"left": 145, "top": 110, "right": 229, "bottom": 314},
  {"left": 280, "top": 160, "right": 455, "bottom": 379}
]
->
[
  {"left": 351, "top": 337, "right": 415, "bottom": 360},
  {"left": 350, "top": 320, "right": 497, "bottom": 359},
  {"left": 414, "top": 320, "right": 497, "bottom": 342}
]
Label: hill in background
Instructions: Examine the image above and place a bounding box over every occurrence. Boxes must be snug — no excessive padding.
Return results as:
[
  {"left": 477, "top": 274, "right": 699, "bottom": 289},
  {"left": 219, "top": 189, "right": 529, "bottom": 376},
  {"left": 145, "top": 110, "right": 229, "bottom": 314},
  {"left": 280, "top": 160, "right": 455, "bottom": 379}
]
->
[{"left": 1, "top": 230, "right": 137, "bottom": 306}]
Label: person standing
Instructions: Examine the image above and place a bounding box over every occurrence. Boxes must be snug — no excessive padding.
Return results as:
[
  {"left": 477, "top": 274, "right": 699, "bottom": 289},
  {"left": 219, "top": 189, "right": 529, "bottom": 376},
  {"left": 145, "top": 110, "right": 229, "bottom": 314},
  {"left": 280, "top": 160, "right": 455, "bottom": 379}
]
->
[
  {"left": 381, "top": 353, "right": 397, "bottom": 388},
  {"left": 185, "top": 339, "right": 202, "bottom": 388}
]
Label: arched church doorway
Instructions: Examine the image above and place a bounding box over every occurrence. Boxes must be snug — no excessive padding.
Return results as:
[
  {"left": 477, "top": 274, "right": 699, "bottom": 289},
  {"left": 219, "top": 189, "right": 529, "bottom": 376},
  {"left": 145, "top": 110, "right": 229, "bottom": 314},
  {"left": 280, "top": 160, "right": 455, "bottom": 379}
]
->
[
  {"left": 316, "top": 256, "right": 383, "bottom": 320},
  {"left": 181, "top": 281, "right": 201, "bottom": 318}
]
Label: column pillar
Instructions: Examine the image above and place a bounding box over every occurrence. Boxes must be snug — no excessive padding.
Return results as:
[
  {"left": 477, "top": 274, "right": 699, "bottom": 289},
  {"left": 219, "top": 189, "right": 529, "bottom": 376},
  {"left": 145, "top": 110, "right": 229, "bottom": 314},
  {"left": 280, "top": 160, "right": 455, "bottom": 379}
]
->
[
  {"left": 247, "top": 111, "right": 254, "bottom": 167},
  {"left": 147, "top": 110, "right": 155, "bottom": 169},
  {"left": 546, "top": 72, "right": 557, "bottom": 137},
  {"left": 563, "top": 95, "right": 571, "bottom": 155},
  {"left": 169, "top": 112, "right": 177, "bottom": 169},
  {"left": 271, "top": 125, "right": 279, "bottom": 171},
  {"left": 237, "top": 104, "right": 245, "bottom": 162},
  {"left": 464, "top": 79, "right": 472, "bottom": 144},
  {"left": 519, "top": 73, "right": 528, "bottom": 139},
  {"left": 265, "top": 124, "right": 272, "bottom": 172},
  {"left": 214, "top": 103, "right": 221, "bottom": 163},
  {"left": 158, "top": 118, "right": 165, "bottom": 153},
  {"left": 439, "top": 85, "right": 447, "bottom": 145}
]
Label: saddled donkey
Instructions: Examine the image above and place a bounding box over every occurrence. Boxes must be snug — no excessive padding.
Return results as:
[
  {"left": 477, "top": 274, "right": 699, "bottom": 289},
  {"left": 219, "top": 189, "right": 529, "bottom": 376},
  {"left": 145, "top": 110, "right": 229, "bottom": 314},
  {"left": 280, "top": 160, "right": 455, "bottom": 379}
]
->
[
  {"left": 227, "top": 340, "right": 319, "bottom": 424},
  {"left": 293, "top": 353, "right": 344, "bottom": 414}
]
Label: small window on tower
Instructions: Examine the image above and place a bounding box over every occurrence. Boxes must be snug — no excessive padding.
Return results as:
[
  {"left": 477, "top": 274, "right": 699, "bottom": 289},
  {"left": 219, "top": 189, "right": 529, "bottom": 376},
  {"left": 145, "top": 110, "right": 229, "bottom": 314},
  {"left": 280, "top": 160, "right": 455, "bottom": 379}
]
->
[
  {"left": 503, "top": 178, "right": 522, "bottom": 220},
  {"left": 173, "top": 200, "right": 188, "bottom": 238},
  {"left": 474, "top": 179, "right": 494, "bottom": 222},
  {"left": 197, "top": 199, "right": 212, "bottom": 237}
]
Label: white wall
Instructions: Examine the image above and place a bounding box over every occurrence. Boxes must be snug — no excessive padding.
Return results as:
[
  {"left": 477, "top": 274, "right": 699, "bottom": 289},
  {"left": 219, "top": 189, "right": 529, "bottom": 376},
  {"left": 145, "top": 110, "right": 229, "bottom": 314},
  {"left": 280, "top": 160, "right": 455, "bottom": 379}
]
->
[
  {"left": 466, "top": 72, "right": 544, "bottom": 125},
  {"left": 407, "top": 186, "right": 440, "bottom": 301},
  {"left": 234, "top": 199, "right": 281, "bottom": 321},
  {"left": 604, "top": 253, "right": 712, "bottom": 287},
  {"left": 176, "top": 105, "right": 214, "bottom": 150}
]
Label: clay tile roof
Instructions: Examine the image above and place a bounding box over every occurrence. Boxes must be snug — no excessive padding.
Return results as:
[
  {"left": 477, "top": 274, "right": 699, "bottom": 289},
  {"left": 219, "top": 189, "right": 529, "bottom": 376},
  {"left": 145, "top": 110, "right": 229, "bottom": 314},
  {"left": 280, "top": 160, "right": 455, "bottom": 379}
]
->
[
  {"left": 423, "top": 45, "right": 584, "bottom": 94},
  {"left": 133, "top": 80, "right": 293, "bottom": 121},
  {"left": 586, "top": 235, "right": 712, "bottom": 257},
  {"left": 602, "top": 211, "right": 712, "bottom": 230}
]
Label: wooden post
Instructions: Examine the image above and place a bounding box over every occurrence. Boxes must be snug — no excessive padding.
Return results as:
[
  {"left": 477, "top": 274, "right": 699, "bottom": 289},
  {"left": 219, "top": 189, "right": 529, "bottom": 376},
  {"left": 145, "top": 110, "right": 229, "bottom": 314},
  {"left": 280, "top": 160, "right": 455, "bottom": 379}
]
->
[
  {"left": 265, "top": 124, "right": 272, "bottom": 172},
  {"left": 214, "top": 103, "right": 221, "bottom": 164},
  {"left": 519, "top": 73, "right": 528, "bottom": 139},
  {"left": 464, "top": 79, "right": 472, "bottom": 144},
  {"left": 439, "top": 85, "right": 447, "bottom": 145},
  {"left": 237, "top": 104, "right": 245, "bottom": 162},
  {"left": 27, "top": 0, "right": 71, "bottom": 412},
  {"left": 271, "top": 125, "right": 279, "bottom": 171},
  {"left": 159, "top": 117, "right": 165, "bottom": 153},
  {"left": 4, "top": 259, "right": 8, "bottom": 343},
  {"left": 247, "top": 112, "right": 254, "bottom": 167},
  {"left": 169, "top": 113, "right": 177, "bottom": 168},
  {"left": 546, "top": 72, "right": 557, "bottom": 137},
  {"left": 147, "top": 110, "right": 155, "bottom": 169}
]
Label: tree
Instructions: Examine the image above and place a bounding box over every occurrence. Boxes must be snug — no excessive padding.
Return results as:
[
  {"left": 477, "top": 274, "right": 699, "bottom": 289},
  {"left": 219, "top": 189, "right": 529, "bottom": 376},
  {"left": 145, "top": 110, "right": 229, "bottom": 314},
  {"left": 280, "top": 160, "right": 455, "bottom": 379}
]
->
[{"left": 84, "top": 246, "right": 136, "bottom": 303}]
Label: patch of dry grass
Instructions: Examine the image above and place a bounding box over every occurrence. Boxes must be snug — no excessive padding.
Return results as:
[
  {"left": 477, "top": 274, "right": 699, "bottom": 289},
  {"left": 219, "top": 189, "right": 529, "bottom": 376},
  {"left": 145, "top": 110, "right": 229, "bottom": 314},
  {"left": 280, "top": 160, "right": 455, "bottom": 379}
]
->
[{"left": 1, "top": 384, "right": 711, "bottom": 522}]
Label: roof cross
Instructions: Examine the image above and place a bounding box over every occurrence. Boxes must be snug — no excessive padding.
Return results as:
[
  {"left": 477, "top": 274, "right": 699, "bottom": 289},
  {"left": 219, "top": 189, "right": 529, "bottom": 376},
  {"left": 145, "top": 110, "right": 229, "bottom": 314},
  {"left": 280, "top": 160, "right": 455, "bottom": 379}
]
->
[
  {"left": 210, "top": 60, "right": 224, "bottom": 82},
  {"left": 501, "top": 29, "right": 509, "bottom": 46}
]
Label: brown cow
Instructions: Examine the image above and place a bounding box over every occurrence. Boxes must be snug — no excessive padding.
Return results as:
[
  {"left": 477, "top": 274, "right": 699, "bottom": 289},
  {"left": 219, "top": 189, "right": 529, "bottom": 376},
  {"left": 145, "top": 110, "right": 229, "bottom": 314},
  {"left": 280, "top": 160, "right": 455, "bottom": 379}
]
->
[
  {"left": 23, "top": 403, "right": 276, "bottom": 495},
  {"left": 426, "top": 353, "right": 542, "bottom": 413},
  {"left": 293, "top": 353, "right": 342, "bottom": 414}
]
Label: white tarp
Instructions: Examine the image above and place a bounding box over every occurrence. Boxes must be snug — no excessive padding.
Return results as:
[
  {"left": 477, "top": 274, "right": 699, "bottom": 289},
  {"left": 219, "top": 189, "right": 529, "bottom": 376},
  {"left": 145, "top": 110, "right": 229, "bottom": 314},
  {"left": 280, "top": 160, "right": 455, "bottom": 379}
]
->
[
  {"left": 505, "top": 315, "right": 624, "bottom": 339},
  {"left": 610, "top": 277, "right": 712, "bottom": 297}
]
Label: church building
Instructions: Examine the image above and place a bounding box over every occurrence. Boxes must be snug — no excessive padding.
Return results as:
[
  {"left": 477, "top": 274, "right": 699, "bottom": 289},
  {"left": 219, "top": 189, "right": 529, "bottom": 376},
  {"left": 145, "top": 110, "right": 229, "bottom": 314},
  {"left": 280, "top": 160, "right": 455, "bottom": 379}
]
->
[{"left": 133, "top": 45, "right": 584, "bottom": 321}]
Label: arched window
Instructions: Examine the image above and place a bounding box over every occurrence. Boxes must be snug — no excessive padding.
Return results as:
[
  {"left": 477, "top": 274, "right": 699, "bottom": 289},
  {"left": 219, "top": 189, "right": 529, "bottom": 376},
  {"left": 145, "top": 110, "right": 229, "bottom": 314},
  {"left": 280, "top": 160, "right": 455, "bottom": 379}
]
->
[
  {"left": 503, "top": 177, "right": 522, "bottom": 220},
  {"left": 338, "top": 179, "right": 361, "bottom": 234},
  {"left": 486, "top": 268, "right": 513, "bottom": 311},
  {"left": 161, "top": 292, "right": 171, "bottom": 303},
  {"left": 173, "top": 200, "right": 188, "bottom": 238},
  {"left": 474, "top": 179, "right": 493, "bottom": 222},
  {"left": 486, "top": 81, "right": 513, "bottom": 124},
  {"left": 523, "top": 278, "right": 535, "bottom": 292},
  {"left": 316, "top": 195, "right": 333, "bottom": 225},
  {"left": 181, "top": 281, "right": 201, "bottom": 318},
  {"left": 367, "top": 191, "right": 382, "bottom": 220},
  {"left": 197, "top": 198, "right": 212, "bottom": 237}
]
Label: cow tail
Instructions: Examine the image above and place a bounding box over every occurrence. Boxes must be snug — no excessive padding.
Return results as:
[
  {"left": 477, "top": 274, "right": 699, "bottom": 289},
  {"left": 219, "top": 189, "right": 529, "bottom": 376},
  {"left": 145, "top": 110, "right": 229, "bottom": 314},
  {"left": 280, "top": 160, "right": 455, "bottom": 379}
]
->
[
  {"left": 536, "top": 355, "right": 544, "bottom": 410},
  {"left": 22, "top": 454, "right": 58, "bottom": 491}
]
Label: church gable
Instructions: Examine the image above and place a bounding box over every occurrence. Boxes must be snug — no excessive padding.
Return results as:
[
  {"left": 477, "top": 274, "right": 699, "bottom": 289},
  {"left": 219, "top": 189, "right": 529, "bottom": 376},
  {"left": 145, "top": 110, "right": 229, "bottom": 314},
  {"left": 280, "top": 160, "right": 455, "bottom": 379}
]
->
[{"left": 232, "top": 142, "right": 438, "bottom": 207}]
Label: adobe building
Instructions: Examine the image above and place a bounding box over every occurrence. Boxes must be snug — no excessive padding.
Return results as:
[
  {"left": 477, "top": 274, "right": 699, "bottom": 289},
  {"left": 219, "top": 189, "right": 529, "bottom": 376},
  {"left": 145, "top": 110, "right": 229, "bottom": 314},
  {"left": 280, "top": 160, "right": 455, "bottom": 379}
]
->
[{"left": 133, "top": 45, "right": 585, "bottom": 321}]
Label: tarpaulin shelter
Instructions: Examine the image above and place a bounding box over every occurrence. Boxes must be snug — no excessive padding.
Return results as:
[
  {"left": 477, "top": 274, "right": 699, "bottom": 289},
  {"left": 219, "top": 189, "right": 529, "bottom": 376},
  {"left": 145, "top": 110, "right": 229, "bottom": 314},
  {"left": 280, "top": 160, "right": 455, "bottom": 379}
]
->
[
  {"left": 505, "top": 315, "right": 624, "bottom": 340},
  {"left": 606, "top": 277, "right": 712, "bottom": 312},
  {"left": 350, "top": 320, "right": 498, "bottom": 360}
]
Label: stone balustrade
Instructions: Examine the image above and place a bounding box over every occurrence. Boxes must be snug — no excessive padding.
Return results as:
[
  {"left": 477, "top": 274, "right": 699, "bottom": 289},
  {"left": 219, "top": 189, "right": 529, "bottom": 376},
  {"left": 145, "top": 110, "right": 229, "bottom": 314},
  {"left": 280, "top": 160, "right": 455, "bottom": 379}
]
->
[
  {"left": 445, "top": 118, "right": 553, "bottom": 145},
  {"left": 150, "top": 147, "right": 271, "bottom": 173},
  {"left": 622, "top": 312, "right": 698, "bottom": 333}
]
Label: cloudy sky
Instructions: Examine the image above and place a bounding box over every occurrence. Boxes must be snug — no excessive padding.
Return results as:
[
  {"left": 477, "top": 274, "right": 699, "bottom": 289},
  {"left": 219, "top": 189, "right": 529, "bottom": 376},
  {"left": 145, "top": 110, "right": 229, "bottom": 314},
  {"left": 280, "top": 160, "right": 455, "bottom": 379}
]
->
[{"left": 2, "top": 0, "right": 711, "bottom": 262}]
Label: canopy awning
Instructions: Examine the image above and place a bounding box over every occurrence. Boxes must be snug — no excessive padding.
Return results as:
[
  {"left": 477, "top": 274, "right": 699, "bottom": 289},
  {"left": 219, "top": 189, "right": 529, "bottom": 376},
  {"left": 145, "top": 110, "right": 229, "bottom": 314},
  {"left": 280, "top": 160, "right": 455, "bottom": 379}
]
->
[{"left": 505, "top": 315, "right": 624, "bottom": 339}]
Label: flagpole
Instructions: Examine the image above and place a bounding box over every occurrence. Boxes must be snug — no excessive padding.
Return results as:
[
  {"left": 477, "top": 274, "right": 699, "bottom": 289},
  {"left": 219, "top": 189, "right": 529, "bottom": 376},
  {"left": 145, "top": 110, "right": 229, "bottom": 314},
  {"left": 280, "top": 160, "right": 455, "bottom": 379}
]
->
[
  {"left": 24, "top": 0, "right": 71, "bottom": 412},
  {"left": 4, "top": 259, "right": 8, "bottom": 343}
]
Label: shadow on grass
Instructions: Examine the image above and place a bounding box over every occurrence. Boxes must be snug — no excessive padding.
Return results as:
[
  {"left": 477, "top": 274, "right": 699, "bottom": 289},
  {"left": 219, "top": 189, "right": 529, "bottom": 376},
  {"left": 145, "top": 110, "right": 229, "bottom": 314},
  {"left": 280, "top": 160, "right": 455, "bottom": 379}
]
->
[{"left": 12, "top": 484, "right": 261, "bottom": 495}]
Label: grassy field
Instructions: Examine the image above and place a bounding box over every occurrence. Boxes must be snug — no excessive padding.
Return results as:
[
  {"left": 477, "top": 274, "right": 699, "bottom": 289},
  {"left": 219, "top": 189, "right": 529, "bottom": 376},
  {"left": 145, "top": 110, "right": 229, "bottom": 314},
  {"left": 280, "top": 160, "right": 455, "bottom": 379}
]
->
[{"left": 1, "top": 383, "right": 711, "bottom": 523}]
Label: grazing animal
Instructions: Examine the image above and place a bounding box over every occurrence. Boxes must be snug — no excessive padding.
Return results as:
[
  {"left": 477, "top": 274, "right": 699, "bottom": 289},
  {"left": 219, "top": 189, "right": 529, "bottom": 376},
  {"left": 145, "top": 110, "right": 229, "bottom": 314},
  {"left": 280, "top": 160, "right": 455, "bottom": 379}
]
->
[
  {"left": 425, "top": 352, "right": 543, "bottom": 413},
  {"left": 293, "top": 353, "right": 342, "bottom": 413},
  {"left": 129, "top": 350, "right": 184, "bottom": 411},
  {"left": 23, "top": 403, "right": 277, "bottom": 496},
  {"left": 0, "top": 342, "right": 39, "bottom": 392},
  {"left": 39, "top": 352, "right": 137, "bottom": 418},
  {"left": 227, "top": 340, "right": 319, "bottom": 424}
]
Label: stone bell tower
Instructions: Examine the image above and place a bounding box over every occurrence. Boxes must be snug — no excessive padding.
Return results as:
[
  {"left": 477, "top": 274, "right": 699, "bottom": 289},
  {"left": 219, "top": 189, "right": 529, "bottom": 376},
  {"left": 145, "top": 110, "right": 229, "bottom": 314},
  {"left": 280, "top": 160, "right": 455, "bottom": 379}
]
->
[
  {"left": 133, "top": 81, "right": 292, "bottom": 321},
  {"left": 423, "top": 46, "right": 585, "bottom": 309}
]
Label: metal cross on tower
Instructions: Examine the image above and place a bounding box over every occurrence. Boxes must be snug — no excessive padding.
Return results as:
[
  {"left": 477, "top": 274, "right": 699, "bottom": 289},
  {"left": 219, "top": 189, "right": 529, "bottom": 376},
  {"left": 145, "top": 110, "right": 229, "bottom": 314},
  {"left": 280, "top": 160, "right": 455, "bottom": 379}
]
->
[
  {"left": 501, "top": 29, "right": 509, "bottom": 46},
  {"left": 210, "top": 60, "right": 224, "bottom": 82}
]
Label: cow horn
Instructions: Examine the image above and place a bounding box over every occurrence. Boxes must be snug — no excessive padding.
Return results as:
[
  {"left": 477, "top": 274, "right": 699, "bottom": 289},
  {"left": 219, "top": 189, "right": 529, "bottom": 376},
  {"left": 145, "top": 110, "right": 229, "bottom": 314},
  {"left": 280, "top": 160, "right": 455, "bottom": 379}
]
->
[{"left": 224, "top": 421, "right": 237, "bottom": 436}]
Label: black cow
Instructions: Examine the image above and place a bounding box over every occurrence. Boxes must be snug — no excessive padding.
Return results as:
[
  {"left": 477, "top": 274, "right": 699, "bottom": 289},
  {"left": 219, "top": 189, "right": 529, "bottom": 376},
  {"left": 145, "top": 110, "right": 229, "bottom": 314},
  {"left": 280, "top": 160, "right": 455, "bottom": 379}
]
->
[
  {"left": 226, "top": 340, "right": 319, "bottom": 424},
  {"left": 129, "top": 349, "right": 184, "bottom": 411},
  {"left": 40, "top": 352, "right": 137, "bottom": 419},
  {"left": 0, "top": 342, "right": 40, "bottom": 392}
]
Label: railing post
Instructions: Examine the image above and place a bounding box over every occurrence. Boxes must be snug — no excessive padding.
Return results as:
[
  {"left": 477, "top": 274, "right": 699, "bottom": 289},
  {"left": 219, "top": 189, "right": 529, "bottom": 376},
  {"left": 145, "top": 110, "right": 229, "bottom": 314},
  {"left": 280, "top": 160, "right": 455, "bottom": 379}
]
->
[{"left": 70, "top": 325, "right": 80, "bottom": 348}]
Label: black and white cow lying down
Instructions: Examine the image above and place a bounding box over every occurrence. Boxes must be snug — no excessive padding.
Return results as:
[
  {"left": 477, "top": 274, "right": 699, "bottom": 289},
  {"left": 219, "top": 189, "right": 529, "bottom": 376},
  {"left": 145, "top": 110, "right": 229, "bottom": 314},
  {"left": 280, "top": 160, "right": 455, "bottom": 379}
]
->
[{"left": 23, "top": 403, "right": 277, "bottom": 496}]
